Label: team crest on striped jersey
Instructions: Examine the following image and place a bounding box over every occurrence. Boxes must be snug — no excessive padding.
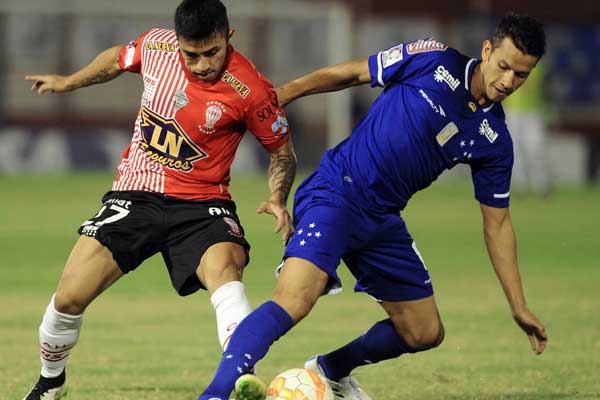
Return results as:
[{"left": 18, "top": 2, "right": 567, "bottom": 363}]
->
[{"left": 139, "top": 107, "right": 208, "bottom": 172}]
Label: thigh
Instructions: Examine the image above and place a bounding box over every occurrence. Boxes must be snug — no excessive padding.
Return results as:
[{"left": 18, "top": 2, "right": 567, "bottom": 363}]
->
[
  {"left": 344, "top": 213, "right": 433, "bottom": 302},
  {"left": 162, "top": 199, "right": 250, "bottom": 296},
  {"left": 273, "top": 257, "right": 329, "bottom": 324},
  {"left": 78, "top": 191, "right": 165, "bottom": 273},
  {"left": 284, "top": 199, "right": 355, "bottom": 296},
  {"left": 55, "top": 235, "right": 124, "bottom": 314}
]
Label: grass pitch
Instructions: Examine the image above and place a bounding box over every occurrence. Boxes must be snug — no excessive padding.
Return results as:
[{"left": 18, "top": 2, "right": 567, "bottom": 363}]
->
[{"left": 1, "top": 173, "right": 599, "bottom": 399}]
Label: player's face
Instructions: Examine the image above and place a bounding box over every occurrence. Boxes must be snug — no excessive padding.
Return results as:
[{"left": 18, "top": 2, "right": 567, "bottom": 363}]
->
[
  {"left": 178, "top": 29, "right": 234, "bottom": 82},
  {"left": 480, "top": 37, "right": 539, "bottom": 102}
]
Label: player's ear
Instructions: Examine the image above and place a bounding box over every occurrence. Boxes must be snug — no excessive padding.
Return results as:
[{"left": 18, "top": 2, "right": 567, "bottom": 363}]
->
[
  {"left": 227, "top": 28, "right": 235, "bottom": 42},
  {"left": 481, "top": 39, "right": 492, "bottom": 62}
]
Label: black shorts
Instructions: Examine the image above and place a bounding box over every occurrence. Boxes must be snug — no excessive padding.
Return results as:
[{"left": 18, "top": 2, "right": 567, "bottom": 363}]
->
[{"left": 77, "top": 191, "right": 250, "bottom": 296}]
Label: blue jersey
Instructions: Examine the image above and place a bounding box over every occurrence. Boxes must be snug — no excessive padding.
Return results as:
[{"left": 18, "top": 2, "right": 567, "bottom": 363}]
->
[{"left": 316, "top": 38, "right": 514, "bottom": 212}]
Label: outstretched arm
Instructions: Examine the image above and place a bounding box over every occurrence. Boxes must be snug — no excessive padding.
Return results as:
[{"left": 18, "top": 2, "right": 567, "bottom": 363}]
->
[
  {"left": 256, "top": 139, "right": 297, "bottom": 244},
  {"left": 25, "top": 45, "right": 124, "bottom": 94},
  {"left": 480, "top": 203, "right": 548, "bottom": 354},
  {"left": 276, "top": 57, "right": 371, "bottom": 107}
]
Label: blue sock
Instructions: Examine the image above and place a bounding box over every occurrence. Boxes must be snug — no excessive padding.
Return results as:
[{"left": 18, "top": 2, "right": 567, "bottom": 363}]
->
[
  {"left": 319, "top": 319, "right": 414, "bottom": 381},
  {"left": 198, "top": 301, "right": 294, "bottom": 400}
]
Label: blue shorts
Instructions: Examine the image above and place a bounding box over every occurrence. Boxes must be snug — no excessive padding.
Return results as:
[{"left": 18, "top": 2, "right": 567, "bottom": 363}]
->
[{"left": 283, "top": 172, "right": 433, "bottom": 302}]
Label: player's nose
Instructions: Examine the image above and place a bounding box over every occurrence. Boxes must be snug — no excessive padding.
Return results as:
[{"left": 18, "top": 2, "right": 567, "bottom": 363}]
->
[{"left": 195, "top": 58, "right": 211, "bottom": 74}]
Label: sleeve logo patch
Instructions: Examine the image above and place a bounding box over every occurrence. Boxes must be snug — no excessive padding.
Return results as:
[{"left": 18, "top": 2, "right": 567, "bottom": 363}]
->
[
  {"left": 406, "top": 38, "right": 448, "bottom": 55},
  {"left": 124, "top": 42, "right": 136, "bottom": 68},
  {"left": 382, "top": 44, "right": 403, "bottom": 68},
  {"left": 221, "top": 71, "right": 251, "bottom": 98}
]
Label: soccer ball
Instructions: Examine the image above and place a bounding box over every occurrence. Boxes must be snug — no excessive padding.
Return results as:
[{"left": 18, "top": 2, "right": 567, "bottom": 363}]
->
[{"left": 266, "top": 368, "right": 334, "bottom": 400}]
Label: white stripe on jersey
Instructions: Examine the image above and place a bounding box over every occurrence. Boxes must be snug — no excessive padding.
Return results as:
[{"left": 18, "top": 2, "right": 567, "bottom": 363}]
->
[
  {"left": 377, "top": 51, "right": 384, "bottom": 87},
  {"left": 115, "top": 28, "right": 187, "bottom": 194},
  {"left": 493, "top": 191, "right": 510, "bottom": 199},
  {"left": 464, "top": 58, "right": 476, "bottom": 91}
]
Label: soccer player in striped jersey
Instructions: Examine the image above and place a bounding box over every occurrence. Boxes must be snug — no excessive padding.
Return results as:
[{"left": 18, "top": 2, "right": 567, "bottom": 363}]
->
[
  {"left": 198, "top": 14, "right": 548, "bottom": 400},
  {"left": 22, "top": 1, "right": 296, "bottom": 399}
]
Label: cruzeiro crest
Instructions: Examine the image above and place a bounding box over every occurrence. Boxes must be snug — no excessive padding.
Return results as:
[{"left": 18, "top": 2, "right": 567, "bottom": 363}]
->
[{"left": 139, "top": 107, "right": 208, "bottom": 172}]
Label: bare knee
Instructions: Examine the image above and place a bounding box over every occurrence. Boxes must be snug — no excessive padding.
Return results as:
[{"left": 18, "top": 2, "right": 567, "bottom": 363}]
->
[
  {"left": 397, "top": 320, "right": 445, "bottom": 351},
  {"left": 197, "top": 243, "right": 247, "bottom": 294},
  {"left": 272, "top": 287, "right": 318, "bottom": 323},
  {"left": 271, "top": 258, "right": 329, "bottom": 324},
  {"left": 54, "top": 290, "right": 89, "bottom": 315}
]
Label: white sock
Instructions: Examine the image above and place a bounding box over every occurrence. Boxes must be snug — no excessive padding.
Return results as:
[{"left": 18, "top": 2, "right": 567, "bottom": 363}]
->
[
  {"left": 38, "top": 294, "right": 83, "bottom": 378},
  {"left": 210, "top": 281, "right": 251, "bottom": 350}
]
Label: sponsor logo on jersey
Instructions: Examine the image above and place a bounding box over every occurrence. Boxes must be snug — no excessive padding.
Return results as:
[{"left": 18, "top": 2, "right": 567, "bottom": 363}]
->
[
  {"left": 433, "top": 65, "right": 460, "bottom": 91},
  {"left": 200, "top": 101, "right": 226, "bottom": 134},
  {"left": 144, "top": 41, "right": 176, "bottom": 52},
  {"left": 271, "top": 111, "right": 289, "bottom": 136},
  {"left": 221, "top": 71, "right": 250, "bottom": 98},
  {"left": 468, "top": 101, "right": 477, "bottom": 112},
  {"left": 406, "top": 38, "right": 448, "bottom": 55},
  {"left": 139, "top": 107, "right": 208, "bottom": 171},
  {"left": 436, "top": 121, "right": 459, "bottom": 147},
  {"left": 382, "top": 44, "right": 403, "bottom": 68},
  {"left": 419, "top": 89, "right": 446, "bottom": 117},
  {"left": 479, "top": 118, "right": 499, "bottom": 143}
]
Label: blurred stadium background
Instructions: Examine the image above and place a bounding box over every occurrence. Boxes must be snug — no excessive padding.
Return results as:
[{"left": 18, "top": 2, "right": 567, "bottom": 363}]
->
[{"left": 1, "top": 1, "right": 599, "bottom": 399}]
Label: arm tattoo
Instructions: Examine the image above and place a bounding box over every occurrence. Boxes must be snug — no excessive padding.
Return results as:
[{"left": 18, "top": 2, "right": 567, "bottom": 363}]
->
[
  {"left": 77, "top": 67, "right": 120, "bottom": 89},
  {"left": 268, "top": 154, "right": 297, "bottom": 204}
]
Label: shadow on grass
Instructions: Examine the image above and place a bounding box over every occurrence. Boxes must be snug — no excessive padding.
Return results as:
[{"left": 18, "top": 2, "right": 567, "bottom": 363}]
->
[{"left": 444, "top": 392, "right": 598, "bottom": 400}]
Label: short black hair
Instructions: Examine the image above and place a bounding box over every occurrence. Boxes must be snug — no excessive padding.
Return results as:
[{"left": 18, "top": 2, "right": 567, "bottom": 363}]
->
[
  {"left": 175, "top": 0, "right": 229, "bottom": 41},
  {"left": 492, "top": 13, "right": 546, "bottom": 59}
]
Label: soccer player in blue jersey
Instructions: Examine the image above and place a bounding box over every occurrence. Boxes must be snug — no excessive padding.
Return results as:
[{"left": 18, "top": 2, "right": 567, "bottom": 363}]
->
[{"left": 200, "top": 14, "right": 548, "bottom": 400}]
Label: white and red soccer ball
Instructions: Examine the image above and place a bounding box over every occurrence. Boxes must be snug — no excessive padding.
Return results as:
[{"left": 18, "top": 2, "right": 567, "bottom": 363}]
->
[{"left": 266, "top": 368, "right": 334, "bottom": 400}]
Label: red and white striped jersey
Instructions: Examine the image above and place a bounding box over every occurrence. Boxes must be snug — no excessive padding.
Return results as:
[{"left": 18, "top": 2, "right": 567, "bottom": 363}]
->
[{"left": 112, "top": 27, "right": 290, "bottom": 201}]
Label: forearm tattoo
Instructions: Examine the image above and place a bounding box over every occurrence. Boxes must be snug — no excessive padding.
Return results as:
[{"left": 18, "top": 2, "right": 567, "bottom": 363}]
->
[
  {"left": 77, "top": 67, "right": 119, "bottom": 89},
  {"left": 268, "top": 154, "right": 297, "bottom": 204}
]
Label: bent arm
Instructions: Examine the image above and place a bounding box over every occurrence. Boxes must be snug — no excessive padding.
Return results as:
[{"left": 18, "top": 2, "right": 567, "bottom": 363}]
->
[
  {"left": 63, "top": 45, "right": 124, "bottom": 90},
  {"left": 26, "top": 45, "right": 124, "bottom": 94},
  {"left": 480, "top": 204, "right": 526, "bottom": 312},
  {"left": 276, "top": 58, "right": 371, "bottom": 107}
]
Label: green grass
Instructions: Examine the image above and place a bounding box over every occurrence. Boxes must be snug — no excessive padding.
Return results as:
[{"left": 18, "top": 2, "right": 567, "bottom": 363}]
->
[{"left": 1, "top": 173, "right": 599, "bottom": 399}]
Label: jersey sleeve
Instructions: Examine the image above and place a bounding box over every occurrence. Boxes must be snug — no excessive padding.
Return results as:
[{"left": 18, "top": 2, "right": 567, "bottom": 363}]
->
[
  {"left": 469, "top": 143, "right": 514, "bottom": 208},
  {"left": 118, "top": 31, "right": 150, "bottom": 74},
  {"left": 245, "top": 82, "right": 290, "bottom": 151},
  {"left": 368, "top": 38, "right": 448, "bottom": 87}
]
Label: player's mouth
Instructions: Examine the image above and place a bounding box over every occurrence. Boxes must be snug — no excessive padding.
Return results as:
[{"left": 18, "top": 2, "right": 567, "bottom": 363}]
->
[
  {"left": 195, "top": 71, "right": 216, "bottom": 81},
  {"left": 494, "top": 86, "right": 511, "bottom": 97}
]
